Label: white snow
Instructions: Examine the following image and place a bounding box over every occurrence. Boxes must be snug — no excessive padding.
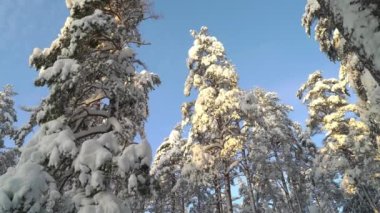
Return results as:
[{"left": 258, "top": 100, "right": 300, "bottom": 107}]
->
[
  {"left": 128, "top": 174, "right": 137, "bottom": 193},
  {"left": 360, "top": 69, "right": 380, "bottom": 124},
  {"left": 29, "top": 48, "right": 43, "bottom": 65},
  {"left": 65, "top": 0, "right": 73, "bottom": 8},
  {"left": 0, "top": 189, "right": 11, "bottom": 212},
  {"left": 68, "top": 0, "right": 103, "bottom": 9},
  {"left": 117, "top": 138, "right": 152, "bottom": 176},
  {"left": 48, "top": 147, "right": 60, "bottom": 167},
  {"left": 75, "top": 138, "right": 112, "bottom": 171},
  {"left": 330, "top": 1, "right": 380, "bottom": 73},
  {"left": 119, "top": 47, "right": 134, "bottom": 60},
  {"left": 240, "top": 90, "right": 258, "bottom": 116},
  {"left": 38, "top": 59, "right": 79, "bottom": 82},
  {"left": 188, "top": 44, "right": 200, "bottom": 60},
  {"left": 73, "top": 191, "right": 130, "bottom": 213},
  {"left": 117, "top": 145, "right": 135, "bottom": 176},
  {"left": 94, "top": 192, "right": 129, "bottom": 213},
  {"left": 90, "top": 170, "right": 104, "bottom": 189},
  {"left": 97, "top": 132, "right": 120, "bottom": 154},
  {"left": 302, "top": 0, "right": 320, "bottom": 35},
  {"left": 135, "top": 139, "right": 152, "bottom": 166},
  {"left": 20, "top": 118, "right": 77, "bottom": 168},
  {"left": 0, "top": 162, "right": 59, "bottom": 212}
]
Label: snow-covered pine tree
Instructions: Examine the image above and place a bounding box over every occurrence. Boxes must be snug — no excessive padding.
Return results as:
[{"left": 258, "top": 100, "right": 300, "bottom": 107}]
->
[
  {"left": 298, "top": 70, "right": 379, "bottom": 211},
  {"left": 239, "top": 88, "right": 316, "bottom": 212},
  {"left": 302, "top": 2, "right": 380, "bottom": 210},
  {"left": 302, "top": 0, "right": 380, "bottom": 85},
  {"left": 0, "top": 0, "right": 159, "bottom": 212},
  {"left": 180, "top": 26, "right": 243, "bottom": 213},
  {"left": 157, "top": 27, "right": 316, "bottom": 213},
  {"left": 149, "top": 125, "right": 188, "bottom": 212},
  {"left": 0, "top": 85, "right": 19, "bottom": 175},
  {"left": 302, "top": 0, "right": 380, "bottom": 155},
  {"left": 150, "top": 124, "right": 217, "bottom": 213},
  {"left": 0, "top": 149, "right": 19, "bottom": 176},
  {"left": 0, "top": 85, "right": 17, "bottom": 148}
]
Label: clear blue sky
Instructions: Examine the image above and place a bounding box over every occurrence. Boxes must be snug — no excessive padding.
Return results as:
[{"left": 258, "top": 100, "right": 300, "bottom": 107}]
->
[{"left": 0, "top": 0, "right": 338, "bottom": 152}]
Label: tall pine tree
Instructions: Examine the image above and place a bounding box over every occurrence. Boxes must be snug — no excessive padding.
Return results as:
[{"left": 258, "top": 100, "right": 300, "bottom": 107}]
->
[{"left": 0, "top": 0, "right": 159, "bottom": 212}]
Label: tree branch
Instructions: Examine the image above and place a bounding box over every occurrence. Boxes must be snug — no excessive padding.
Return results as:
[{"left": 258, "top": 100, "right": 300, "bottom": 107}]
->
[{"left": 74, "top": 122, "right": 112, "bottom": 140}]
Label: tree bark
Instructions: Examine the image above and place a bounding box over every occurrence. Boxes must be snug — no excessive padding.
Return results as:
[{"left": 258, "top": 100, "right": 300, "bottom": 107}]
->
[
  {"left": 225, "top": 172, "right": 234, "bottom": 213},
  {"left": 273, "top": 149, "right": 295, "bottom": 212},
  {"left": 181, "top": 197, "right": 185, "bottom": 213},
  {"left": 171, "top": 175, "right": 176, "bottom": 213},
  {"left": 247, "top": 177, "right": 258, "bottom": 213},
  {"left": 214, "top": 178, "right": 222, "bottom": 213},
  {"left": 241, "top": 149, "right": 258, "bottom": 213}
]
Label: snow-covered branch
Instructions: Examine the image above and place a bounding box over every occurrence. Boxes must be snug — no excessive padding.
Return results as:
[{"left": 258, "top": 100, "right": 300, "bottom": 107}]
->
[{"left": 74, "top": 122, "right": 112, "bottom": 140}]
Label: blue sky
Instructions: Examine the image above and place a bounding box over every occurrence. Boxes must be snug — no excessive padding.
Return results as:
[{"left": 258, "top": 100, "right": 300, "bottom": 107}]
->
[{"left": 0, "top": 0, "right": 339, "bottom": 152}]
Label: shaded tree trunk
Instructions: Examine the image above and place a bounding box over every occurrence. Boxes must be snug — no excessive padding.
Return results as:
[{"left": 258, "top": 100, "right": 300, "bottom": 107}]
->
[
  {"left": 241, "top": 149, "right": 258, "bottom": 213},
  {"left": 247, "top": 176, "right": 259, "bottom": 213},
  {"left": 181, "top": 197, "right": 185, "bottom": 213},
  {"left": 214, "top": 178, "right": 222, "bottom": 213},
  {"left": 171, "top": 175, "right": 176, "bottom": 213},
  {"left": 225, "top": 172, "right": 233, "bottom": 213},
  {"left": 273, "top": 149, "right": 295, "bottom": 212}
]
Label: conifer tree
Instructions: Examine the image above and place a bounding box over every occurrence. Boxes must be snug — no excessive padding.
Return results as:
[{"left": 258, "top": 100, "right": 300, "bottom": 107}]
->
[
  {"left": 298, "top": 70, "right": 379, "bottom": 211},
  {"left": 149, "top": 125, "right": 188, "bottom": 212},
  {"left": 301, "top": 2, "right": 380, "bottom": 210},
  {"left": 181, "top": 26, "right": 242, "bottom": 213},
  {"left": 0, "top": 85, "right": 18, "bottom": 176},
  {"left": 0, "top": 85, "right": 17, "bottom": 148},
  {"left": 239, "top": 88, "right": 316, "bottom": 212},
  {"left": 0, "top": 0, "right": 159, "bottom": 212},
  {"left": 302, "top": 0, "right": 380, "bottom": 85},
  {"left": 153, "top": 27, "right": 316, "bottom": 213},
  {"left": 302, "top": 0, "right": 380, "bottom": 149}
]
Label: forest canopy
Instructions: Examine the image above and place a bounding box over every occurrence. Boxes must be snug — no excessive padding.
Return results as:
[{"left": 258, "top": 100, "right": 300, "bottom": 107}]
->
[{"left": 0, "top": 0, "right": 379, "bottom": 212}]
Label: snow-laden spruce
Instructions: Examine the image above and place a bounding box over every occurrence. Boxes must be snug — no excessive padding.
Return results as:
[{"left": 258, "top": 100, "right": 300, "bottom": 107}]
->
[{"left": 0, "top": 1, "right": 159, "bottom": 212}]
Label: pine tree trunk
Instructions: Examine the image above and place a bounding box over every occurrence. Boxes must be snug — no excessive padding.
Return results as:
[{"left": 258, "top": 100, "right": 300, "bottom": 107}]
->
[
  {"left": 171, "top": 175, "right": 176, "bottom": 213},
  {"left": 245, "top": 170, "right": 258, "bottom": 211},
  {"left": 182, "top": 197, "right": 185, "bottom": 213},
  {"left": 291, "top": 178, "right": 303, "bottom": 213},
  {"left": 242, "top": 149, "right": 258, "bottom": 213},
  {"left": 225, "top": 172, "right": 233, "bottom": 213},
  {"left": 273, "top": 149, "right": 295, "bottom": 212},
  {"left": 294, "top": 189, "right": 303, "bottom": 212},
  {"left": 197, "top": 188, "right": 202, "bottom": 213},
  {"left": 247, "top": 176, "right": 258, "bottom": 212},
  {"left": 214, "top": 178, "right": 222, "bottom": 213},
  {"left": 360, "top": 185, "right": 378, "bottom": 213},
  {"left": 171, "top": 194, "right": 176, "bottom": 213}
]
